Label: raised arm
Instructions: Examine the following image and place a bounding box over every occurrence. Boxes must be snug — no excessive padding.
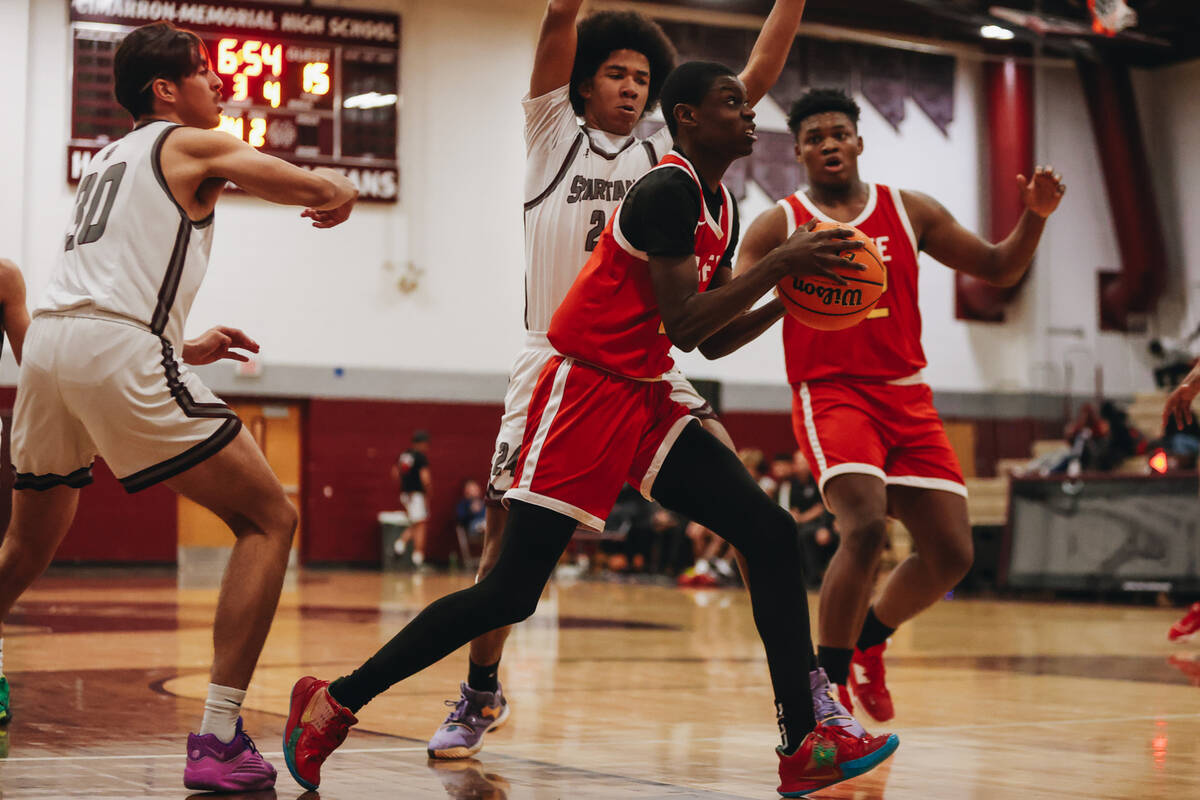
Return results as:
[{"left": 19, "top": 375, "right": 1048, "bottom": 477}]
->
[
  {"left": 0, "top": 259, "right": 30, "bottom": 365},
  {"left": 739, "top": 0, "right": 807, "bottom": 107},
  {"left": 907, "top": 166, "right": 1065, "bottom": 287},
  {"left": 530, "top": 0, "right": 588, "bottom": 97}
]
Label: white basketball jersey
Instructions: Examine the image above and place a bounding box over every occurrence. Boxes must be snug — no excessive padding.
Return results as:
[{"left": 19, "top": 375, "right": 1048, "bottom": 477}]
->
[
  {"left": 522, "top": 86, "right": 672, "bottom": 332},
  {"left": 37, "top": 120, "right": 214, "bottom": 348}
]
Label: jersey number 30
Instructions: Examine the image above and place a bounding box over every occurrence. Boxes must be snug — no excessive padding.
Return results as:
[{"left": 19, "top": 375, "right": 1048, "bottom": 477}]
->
[{"left": 65, "top": 161, "right": 127, "bottom": 252}]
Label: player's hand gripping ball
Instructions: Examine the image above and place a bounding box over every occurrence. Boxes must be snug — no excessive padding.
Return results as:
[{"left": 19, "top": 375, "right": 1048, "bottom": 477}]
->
[{"left": 777, "top": 222, "right": 887, "bottom": 331}]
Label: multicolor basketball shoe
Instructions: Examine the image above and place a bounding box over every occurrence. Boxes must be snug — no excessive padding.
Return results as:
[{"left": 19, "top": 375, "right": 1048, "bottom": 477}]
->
[
  {"left": 811, "top": 668, "right": 866, "bottom": 737},
  {"left": 850, "top": 643, "right": 895, "bottom": 722},
  {"left": 1168, "top": 602, "right": 1200, "bottom": 642},
  {"left": 183, "top": 717, "right": 277, "bottom": 792},
  {"left": 282, "top": 676, "right": 358, "bottom": 791},
  {"left": 427, "top": 682, "right": 510, "bottom": 759},
  {"left": 0, "top": 674, "right": 11, "bottom": 725},
  {"left": 776, "top": 722, "right": 899, "bottom": 797}
]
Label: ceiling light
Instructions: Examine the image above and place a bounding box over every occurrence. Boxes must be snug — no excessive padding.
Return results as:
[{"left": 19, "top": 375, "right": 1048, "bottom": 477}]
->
[
  {"left": 980, "top": 24, "right": 1015, "bottom": 40},
  {"left": 343, "top": 92, "right": 398, "bottom": 110}
]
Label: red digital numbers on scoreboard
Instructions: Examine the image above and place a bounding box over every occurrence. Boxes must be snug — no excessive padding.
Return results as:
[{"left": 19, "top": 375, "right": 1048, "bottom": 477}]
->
[{"left": 68, "top": 1, "right": 401, "bottom": 201}]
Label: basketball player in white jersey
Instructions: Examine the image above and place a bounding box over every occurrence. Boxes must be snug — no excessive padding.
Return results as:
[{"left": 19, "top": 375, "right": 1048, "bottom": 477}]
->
[
  {"left": 427, "top": 0, "right": 810, "bottom": 759},
  {"left": 0, "top": 22, "right": 356, "bottom": 791},
  {"left": 0, "top": 257, "right": 29, "bottom": 730}
]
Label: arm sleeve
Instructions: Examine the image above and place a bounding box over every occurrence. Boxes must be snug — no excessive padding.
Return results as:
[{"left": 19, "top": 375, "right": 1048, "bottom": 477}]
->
[{"left": 617, "top": 169, "right": 702, "bottom": 257}]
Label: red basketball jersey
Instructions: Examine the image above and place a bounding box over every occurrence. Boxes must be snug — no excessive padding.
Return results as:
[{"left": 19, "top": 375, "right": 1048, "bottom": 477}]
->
[
  {"left": 548, "top": 152, "right": 733, "bottom": 379},
  {"left": 780, "top": 183, "right": 926, "bottom": 383}
]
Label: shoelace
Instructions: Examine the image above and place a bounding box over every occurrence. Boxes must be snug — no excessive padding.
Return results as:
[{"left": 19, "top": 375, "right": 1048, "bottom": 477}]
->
[
  {"left": 239, "top": 730, "right": 262, "bottom": 756},
  {"left": 441, "top": 696, "right": 475, "bottom": 729}
]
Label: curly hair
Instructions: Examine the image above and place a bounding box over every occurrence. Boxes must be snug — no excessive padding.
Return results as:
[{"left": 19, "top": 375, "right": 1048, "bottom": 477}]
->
[
  {"left": 786, "top": 88, "right": 862, "bottom": 135},
  {"left": 570, "top": 11, "right": 677, "bottom": 117}
]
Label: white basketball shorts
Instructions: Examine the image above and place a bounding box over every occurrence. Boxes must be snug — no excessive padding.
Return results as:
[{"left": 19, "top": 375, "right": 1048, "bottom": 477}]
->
[
  {"left": 485, "top": 332, "right": 718, "bottom": 501},
  {"left": 12, "top": 313, "right": 242, "bottom": 493}
]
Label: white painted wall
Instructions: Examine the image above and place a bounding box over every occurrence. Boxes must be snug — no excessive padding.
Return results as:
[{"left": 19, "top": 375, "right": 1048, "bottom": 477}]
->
[{"left": 5, "top": 0, "right": 1196, "bottom": 404}]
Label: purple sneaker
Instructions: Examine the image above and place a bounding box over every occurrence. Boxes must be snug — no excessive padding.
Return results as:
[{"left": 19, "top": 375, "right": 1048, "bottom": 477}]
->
[
  {"left": 427, "top": 682, "right": 510, "bottom": 759},
  {"left": 185, "top": 717, "right": 277, "bottom": 792},
  {"left": 811, "top": 667, "right": 868, "bottom": 737}
]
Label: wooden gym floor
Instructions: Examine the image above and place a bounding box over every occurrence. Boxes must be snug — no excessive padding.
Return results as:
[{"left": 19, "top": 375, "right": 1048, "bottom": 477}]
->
[{"left": 1, "top": 567, "right": 1199, "bottom": 799}]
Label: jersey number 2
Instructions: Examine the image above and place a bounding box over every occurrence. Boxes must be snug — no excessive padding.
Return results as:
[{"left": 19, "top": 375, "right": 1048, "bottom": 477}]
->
[
  {"left": 584, "top": 210, "right": 605, "bottom": 252},
  {"left": 65, "top": 161, "right": 127, "bottom": 251}
]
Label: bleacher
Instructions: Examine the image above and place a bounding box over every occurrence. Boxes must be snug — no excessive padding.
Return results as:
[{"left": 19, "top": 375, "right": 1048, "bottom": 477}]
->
[{"left": 963, "top": 391, "right": 1176, "bottom": 527}]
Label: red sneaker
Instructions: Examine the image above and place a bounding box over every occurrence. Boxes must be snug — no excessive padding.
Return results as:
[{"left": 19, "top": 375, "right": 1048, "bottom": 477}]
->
[
  {"left": 836, "top": 682, "right": 853, "bottom": 715},
  {"left": 1168, "top": 603, "right": 1200, "bottom": 641},
  {"left": 776, "top": 723, "right": 899, "bottom": 797},
  {"left": 282, "top": 676, "right": 358, "bottom": 790},
  {"left": 850, "top": 643, "right": 895, "bottom": 722}
]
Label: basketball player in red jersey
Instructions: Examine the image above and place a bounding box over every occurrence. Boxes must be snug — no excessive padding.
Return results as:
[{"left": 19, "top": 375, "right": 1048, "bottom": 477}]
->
[
  {"left": 736, "top": 89, "right": 1065, "bottom": 722},
  {"left": 427, "top": 0, "right": 811, "bottom": 761},
  {"left": 284, "top": 63, "right": 898, "bottom": 797}
]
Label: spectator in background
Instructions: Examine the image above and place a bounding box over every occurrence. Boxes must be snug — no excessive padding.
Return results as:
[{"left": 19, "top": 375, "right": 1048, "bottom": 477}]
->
[
  {"left": 456, "top": 479, "right": 487, "bottom": 539},
  {"left": 1149, "top": 332, "right": 1199, "bottom": 389},
  {"left": 742, "top": 448, "right": 776, "bottom": 499},
  {"left": 767, "top": 452, "right": 794, "bottom": 503},
  {"left": 394, "top": 430, "right": 432, "bottom": 567},
  {"left": 1095, "top": 400, "right": 1146, "bottom": 471},
  {"left": 786, "top": 451, "right": 838, "bottom": 589}
]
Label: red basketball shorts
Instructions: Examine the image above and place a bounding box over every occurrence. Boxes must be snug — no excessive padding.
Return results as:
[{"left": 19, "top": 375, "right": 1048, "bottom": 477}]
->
[
  {"left": 505, "top": 356, "right": 696, "bottom": 530},
  {"left": 791, "top": 378, "right": 966, "bottom": 501}
]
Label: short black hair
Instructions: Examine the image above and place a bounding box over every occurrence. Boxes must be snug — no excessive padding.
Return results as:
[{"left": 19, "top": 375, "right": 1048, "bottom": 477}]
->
[
  {"left": 113, "top": 21, "right": 208, "bottom": 120},
  {"left": 787, "top": 88, "right": 861, "bottom": 136},
  {"left": 412, "top": 429, "right": 431, "bottom": 443},
  {"left": 570, "top": 11, "right": 676, "bottom": 117},
  {"left": 659, "top": 61, "right": 736, "bottom": 137}
]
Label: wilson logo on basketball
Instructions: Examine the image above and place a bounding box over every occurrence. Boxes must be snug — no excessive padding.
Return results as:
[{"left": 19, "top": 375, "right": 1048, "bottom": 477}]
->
[{"left": 790, "top": 278, "right": 864, "bottom": 308}]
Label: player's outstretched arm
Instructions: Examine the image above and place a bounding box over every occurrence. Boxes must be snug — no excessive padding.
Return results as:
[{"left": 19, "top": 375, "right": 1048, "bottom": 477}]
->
[
  {"left": 651, "top": 221, "right": 860, "bottom": 353},
  {"left": 739, "top": 0, "right": 807, "bottom": 107},
  {"left": 171, "top": 128, "right": 358, "bottom": 221},
  {"left": 530, "top": 0, "right": 587, "bottom": 97},
  {"left": 0, "top": 258, "right": 30, "bottom": 365},
  {"left": 182, "top": 325, "right": 260, "bottom": 366},
  {"left": 909, "top": 166, "right": 1065, "bottom": 287}
]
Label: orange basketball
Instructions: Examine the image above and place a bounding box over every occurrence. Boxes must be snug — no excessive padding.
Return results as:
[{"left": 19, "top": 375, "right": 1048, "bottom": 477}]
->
[{"left": 776, "top": 222, "right": 887, "bottom": 331}]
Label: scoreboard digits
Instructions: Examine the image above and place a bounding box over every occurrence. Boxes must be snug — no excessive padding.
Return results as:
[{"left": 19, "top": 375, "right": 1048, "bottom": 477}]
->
[{"left": 68, "top": 1, "right": 401, "bottom": 201}]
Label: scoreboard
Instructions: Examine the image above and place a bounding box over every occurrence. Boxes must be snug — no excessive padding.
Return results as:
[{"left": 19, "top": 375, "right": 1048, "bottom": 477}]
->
[{"left": 68, "top": 0, "right": 400, "bottom": 201}]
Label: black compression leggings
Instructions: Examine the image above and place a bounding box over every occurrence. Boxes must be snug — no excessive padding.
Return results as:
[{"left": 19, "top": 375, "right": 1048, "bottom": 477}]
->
[{"left": 330, "top": 421, "right": 816, "bottom": 738}]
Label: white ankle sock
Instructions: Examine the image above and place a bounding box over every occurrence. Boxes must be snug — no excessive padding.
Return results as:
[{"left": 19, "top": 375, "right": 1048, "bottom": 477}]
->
[{"left": 200, "top": 684, "right": 246, "bottom": 743}]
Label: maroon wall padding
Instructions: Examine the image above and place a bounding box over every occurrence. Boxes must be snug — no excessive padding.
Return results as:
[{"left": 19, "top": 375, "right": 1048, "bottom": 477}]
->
[
  {"left": 956, "top": 58, "right": 1034, "bottom": 322},
  {"left": 302, "top": 398, "right": 503, "bottom": 564},
  {"left": 721, "top": 410, "right": 802, "bottom": 461},
  {"left": 1076, "top": 58, "right": 1168, "bottom": 331},
  {"left": 0, "top": 386, "right": 177, "bottom": 563},
  {"left": 53, "top": 459, "right": 178, "bottom": 563}
]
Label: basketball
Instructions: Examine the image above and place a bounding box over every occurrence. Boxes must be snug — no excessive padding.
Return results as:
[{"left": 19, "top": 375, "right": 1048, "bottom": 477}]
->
[{"left": 777, "top": 222, "right": 887, "bottom": 331}]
